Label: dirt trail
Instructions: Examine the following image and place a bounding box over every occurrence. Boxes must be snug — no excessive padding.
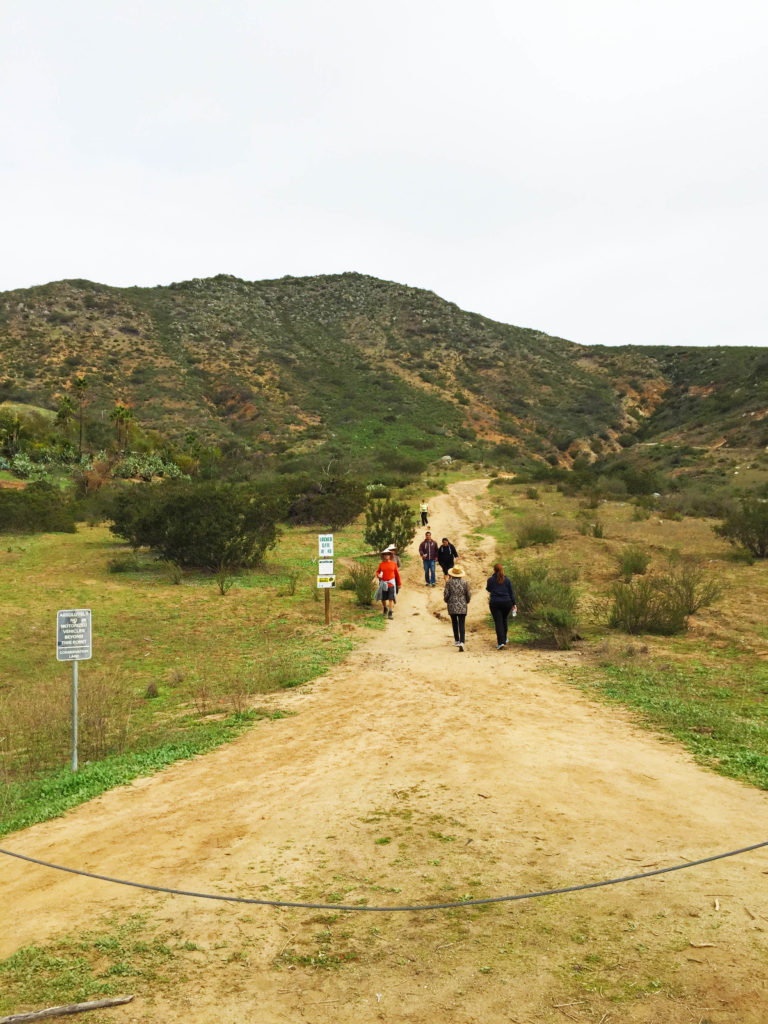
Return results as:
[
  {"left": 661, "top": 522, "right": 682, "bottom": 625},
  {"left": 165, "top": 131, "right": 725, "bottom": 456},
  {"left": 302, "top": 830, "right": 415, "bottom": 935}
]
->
[{"left": 3, "top": 480, "right": 768, "bottom": 1023}]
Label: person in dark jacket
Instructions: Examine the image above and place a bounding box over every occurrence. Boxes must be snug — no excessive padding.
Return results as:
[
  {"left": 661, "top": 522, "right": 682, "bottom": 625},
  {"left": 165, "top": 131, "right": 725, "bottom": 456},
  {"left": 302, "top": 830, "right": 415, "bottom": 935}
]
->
[
  {"left": 418, "top": 531, "right": 439, "bottom": 586},
  {"left": 437, "top": 537, "right": 458, "bottom": 577},
  {"left": 486, "top": 563, "right": 516, "bottom": 649}
]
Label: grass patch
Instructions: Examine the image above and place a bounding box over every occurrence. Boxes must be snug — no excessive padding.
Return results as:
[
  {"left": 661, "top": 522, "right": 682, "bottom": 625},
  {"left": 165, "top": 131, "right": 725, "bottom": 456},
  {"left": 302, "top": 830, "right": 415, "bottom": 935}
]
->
[
  {"left": 0, "top": 914, "right": 178, "bottom": 1014},
  {"left": 0, "top": 519, "right": 381, "bottom": 834},
  {"left": 573, "top": 656, "right": 768, "bottom": 790}
]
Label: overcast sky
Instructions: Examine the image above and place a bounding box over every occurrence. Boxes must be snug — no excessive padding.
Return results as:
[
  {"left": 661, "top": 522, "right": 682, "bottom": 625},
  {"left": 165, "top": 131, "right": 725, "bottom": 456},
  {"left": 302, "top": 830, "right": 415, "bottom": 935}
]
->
[{"left": 2, "top": 0, "right": 766, "bottom": 347}]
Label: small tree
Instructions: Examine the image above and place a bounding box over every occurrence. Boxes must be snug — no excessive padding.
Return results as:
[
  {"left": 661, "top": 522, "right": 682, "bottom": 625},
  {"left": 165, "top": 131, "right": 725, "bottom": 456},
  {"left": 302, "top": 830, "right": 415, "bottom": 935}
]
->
[
  {"left": 714, "top": 498, "right": 768, "bottom": 558},
  {"left": 289, "top": 477, "right": 367, "bottom": 531},
  {"left": 108, "top": 482, "right": 282, "bottom": 570},
  {"left": 364, "top": 498, "right": 418, "bottom": 553}
]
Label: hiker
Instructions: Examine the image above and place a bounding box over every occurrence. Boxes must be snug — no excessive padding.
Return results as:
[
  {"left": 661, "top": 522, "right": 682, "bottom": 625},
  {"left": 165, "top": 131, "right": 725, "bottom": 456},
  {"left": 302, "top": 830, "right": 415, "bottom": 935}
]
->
[
  {"left": 375, "top": 551, "right": 401, "bottom": 619},
  {"left": 437, "top": 537, "right": 458, "bottom": 577},
  {"left": 486, "top": 563, "right": 516, "bottom": 649},
  {"left": 419, "top": 499, "right": 429, "bottom": 526},
  {"left": 443, "top": 564, "right": 470, "bottom": 651},
  {"left": 383, "top": 543, "right": 401, "bottom": 569},
  {"left": 418, "top": 531, "right": 439, "bottom": 586}
]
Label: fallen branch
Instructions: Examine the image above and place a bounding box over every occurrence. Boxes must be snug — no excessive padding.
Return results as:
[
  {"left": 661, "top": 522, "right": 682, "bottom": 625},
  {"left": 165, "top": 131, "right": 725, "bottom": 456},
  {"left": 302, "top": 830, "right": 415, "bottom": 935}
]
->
[{"left": 0, "top": 996, "right": 134, "bottom": 1023}]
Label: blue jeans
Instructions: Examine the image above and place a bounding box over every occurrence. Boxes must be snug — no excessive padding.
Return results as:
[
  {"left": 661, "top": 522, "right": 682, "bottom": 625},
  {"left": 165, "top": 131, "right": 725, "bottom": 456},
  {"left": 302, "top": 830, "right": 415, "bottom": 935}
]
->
[{"left": 423, "top": 558, "right": 436, "bottom": 585}]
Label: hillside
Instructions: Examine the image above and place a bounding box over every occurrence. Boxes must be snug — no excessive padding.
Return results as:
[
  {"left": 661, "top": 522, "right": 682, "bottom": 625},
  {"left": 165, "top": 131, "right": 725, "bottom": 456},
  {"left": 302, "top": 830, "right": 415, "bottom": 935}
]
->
[{"left": 1, "top": 273, "right": 766, "bottom": 474}]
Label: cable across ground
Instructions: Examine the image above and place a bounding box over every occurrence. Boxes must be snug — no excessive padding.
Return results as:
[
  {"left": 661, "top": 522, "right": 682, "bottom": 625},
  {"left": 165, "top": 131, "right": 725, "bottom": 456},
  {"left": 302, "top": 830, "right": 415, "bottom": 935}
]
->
[{"left": 2, "top": 840, "right": 767, "bottom": 913}]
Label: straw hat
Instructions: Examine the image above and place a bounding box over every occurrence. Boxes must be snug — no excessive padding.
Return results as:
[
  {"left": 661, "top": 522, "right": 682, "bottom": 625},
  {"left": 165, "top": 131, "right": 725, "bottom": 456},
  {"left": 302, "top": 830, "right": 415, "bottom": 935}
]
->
[{"left": 447, "top": 565, "right": 465, "bottom": 578}]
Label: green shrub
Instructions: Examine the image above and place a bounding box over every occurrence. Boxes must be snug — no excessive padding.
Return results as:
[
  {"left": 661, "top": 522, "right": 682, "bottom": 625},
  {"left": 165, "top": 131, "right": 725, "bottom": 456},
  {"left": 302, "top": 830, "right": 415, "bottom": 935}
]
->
[
  {"left": 714, "top": 497, "right": 768, "bottom": 558},
  {"left": 516, "top": 517, "right": 560, "bottom": 548},
  {"left": 0, "top": 481, "right": 77, "bottom": 534},
  {"left": 107, "top": 553, "right": 141, "bottom": 573},
  {"left": 364, "top": 498, "right": 417, "bottom": 553},
  {"left": 509, "top": 562, "right": 578, "bottom": 649},
  {"left": 525, "top": 487, "right": 539, "bottom": 500},
  {"left": 108, "top": 482, "right": 282, "bottom": 569},
  {"left": 665, "top": 560, "right": 722, "bottom": 615},
  {"left": 344, "top": 561, "right": 376, "bottom": 607},
  {"left": 215, "top": 564, "right": 237, "bottom": 595},
  {"left": 10, "top": 453, "right": 34, "bottom": 479},
  {"left": 607, "top": 577, "right": 688, "bottom": 635},
  {"left": 161, "top": 559, "right": 183, "bottom": 585},
  {"left": 617, "top": 545, "right": 651, "bottom": 580},
  {"left": 288, "top": 476, "right": 367, "bottom": 530}
]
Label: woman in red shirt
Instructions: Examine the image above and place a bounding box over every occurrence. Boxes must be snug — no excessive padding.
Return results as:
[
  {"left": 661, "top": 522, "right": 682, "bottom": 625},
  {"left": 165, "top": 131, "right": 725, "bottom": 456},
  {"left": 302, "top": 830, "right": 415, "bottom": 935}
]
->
[{"left": 376, "top": 552, "right": 402, "bottom": 620}]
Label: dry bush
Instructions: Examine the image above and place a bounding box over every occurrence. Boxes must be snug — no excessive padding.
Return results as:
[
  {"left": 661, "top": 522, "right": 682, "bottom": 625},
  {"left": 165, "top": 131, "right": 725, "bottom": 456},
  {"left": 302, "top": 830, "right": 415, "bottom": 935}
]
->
[{"left": 0, "top": 670, "right": 132, "bottom": 780}]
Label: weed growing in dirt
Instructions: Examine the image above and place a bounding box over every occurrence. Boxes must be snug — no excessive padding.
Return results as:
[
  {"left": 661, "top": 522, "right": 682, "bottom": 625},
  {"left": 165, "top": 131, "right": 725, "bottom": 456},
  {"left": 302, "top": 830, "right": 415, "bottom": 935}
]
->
[{"left": 0, "top": 914, "right": 180, "bottom": 1014}]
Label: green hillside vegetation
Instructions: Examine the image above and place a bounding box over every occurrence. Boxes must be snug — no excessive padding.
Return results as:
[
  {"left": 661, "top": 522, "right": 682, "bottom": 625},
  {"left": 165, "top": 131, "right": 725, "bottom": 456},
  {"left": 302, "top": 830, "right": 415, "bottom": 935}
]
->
[{"left": 2, "top": 272, "right": 765, "bottom": 490}]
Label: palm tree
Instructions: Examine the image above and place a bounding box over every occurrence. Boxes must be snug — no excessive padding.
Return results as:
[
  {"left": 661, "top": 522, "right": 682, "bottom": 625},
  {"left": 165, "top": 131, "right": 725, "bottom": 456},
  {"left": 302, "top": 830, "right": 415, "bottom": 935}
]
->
[
  {"left": 73, "top": 376, "right": 88, "bottom": 454},
  {"left": 56, "top": 395, "right": 76, "bottom": 437},
  {"left": 109, "top": 404, "right": 134, "bottom": 452}
]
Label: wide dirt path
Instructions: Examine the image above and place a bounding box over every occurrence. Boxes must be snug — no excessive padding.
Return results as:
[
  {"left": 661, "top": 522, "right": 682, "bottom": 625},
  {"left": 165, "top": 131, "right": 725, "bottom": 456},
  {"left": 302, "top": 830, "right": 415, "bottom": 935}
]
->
[{"left": 3, "top": 480, "right": 768, "bottom": 1023}]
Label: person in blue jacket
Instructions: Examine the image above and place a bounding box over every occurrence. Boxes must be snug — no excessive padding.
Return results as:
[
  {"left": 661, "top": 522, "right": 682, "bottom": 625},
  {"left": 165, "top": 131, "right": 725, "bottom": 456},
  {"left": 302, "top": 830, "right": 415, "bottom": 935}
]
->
[{"left": 486, "top": 563, "right": 516, "bottom": 649}]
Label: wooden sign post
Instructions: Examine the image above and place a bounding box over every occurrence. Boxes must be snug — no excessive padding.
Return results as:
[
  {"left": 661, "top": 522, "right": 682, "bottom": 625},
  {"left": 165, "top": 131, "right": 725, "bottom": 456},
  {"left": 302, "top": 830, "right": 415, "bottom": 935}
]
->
[{"left": 317, "top": 534, "right": 335, "bottom": 624}]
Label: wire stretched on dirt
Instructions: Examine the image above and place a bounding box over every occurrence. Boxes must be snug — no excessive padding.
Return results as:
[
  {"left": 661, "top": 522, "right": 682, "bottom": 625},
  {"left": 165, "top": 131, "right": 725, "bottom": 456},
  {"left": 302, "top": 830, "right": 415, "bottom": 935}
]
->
[{"left": 2, "top": 841, "right": 767, "bottom": 913}]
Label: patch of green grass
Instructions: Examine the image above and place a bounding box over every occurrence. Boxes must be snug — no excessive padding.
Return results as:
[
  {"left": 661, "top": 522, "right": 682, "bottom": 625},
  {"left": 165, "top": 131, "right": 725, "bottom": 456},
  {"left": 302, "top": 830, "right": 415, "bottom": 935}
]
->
[
  {"left": 0, "top": 914, "right": 177, "bottom": 1015},
  {"left": 572, "top": 657, "right": 768, "bottom": 789}
]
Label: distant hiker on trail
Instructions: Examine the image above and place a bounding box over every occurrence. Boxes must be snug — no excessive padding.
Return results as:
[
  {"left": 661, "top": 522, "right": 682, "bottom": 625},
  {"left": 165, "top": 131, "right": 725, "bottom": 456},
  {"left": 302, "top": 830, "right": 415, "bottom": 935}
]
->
[
  {"left": 437, "top": 537, "right": 458, "bottom": 577},
  {"left": 418, "top": 531, "right": 439, "bottom": 586},
  {"left": 443, "top": 565, "right": 470, "bottom": 652},
  {"left": 383, "top": 544, "right": 401, "bottom": 569},
  {"left": 376, "top": 551, "right": 401, "bottom": 619},
  {"left": 419, "top": 499, "right": 430, "bottom": 526},
  {"left": 486, "top": 563, "right": 516, "bottom": 650}
]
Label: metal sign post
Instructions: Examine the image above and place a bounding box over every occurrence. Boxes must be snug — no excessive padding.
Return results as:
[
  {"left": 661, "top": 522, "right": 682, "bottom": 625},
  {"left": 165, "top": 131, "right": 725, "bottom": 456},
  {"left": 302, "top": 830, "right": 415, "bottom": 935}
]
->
[
  {"left": 317, "top": 534, "right": 334, "bottom": 624},
  {"left": 56, "top": 609, "right": 92, "bottom": 772}
]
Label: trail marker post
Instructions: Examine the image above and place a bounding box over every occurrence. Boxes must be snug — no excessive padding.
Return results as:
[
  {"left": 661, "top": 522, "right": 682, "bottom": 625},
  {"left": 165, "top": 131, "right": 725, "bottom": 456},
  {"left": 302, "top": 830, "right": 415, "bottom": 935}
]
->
[
  {"left": 56, "top": 609, "right": 92, "bottom": 772},
  {"left": 317, "top": 534, "right": 335, "bottom": 624}
]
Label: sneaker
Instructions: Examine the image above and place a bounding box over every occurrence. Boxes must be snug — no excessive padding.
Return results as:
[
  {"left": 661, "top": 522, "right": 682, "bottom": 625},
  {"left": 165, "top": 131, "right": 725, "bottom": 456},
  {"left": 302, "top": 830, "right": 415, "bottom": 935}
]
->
[
  {"left": 382, "top": 609, "right": 388, "bottom": 615},
  {"left": 458, "top": 643, "right": 464, "bottom": 652},
  {"left": 388, "top": 610, "right": 394, "bottom": 619},
  {"left": 497, "top": 643, "right": 505, "bottom": 650}
]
